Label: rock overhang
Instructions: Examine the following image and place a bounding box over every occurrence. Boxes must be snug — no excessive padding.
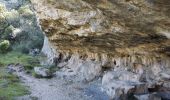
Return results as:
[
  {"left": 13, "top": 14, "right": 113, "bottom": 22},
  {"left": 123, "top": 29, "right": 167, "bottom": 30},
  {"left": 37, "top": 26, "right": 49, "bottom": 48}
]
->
[
  {"left": 31, "top": 0, "right": 170, "bottom": 58},
  {"left": 31, "top": 0, "right": 170, "bottom": 99}
]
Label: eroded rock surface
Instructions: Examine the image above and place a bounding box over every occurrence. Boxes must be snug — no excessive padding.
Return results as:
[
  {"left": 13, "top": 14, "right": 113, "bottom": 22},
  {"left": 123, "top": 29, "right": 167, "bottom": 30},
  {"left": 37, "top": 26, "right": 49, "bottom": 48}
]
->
[{"left": 31, "top": 0, "right": 170, "bottom": 99}]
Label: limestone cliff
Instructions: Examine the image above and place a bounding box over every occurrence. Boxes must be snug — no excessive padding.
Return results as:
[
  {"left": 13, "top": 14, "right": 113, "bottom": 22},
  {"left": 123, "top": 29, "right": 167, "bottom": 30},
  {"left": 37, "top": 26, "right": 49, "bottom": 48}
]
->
[{"left": 31, "top": 0, "right": 170, "bottom": 99}]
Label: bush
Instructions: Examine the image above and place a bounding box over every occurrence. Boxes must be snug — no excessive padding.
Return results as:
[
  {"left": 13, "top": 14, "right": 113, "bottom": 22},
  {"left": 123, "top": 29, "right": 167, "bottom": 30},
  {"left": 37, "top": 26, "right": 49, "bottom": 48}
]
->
[
  {"left": 2, "top": 25, "right": 14, "bottom": 39},
  {"left": 21, "top": 47, "right": 30, "bottom": 54},
  {"left": 4, "top": 10, "right": 20, "bottom": 26},
  {"left": 32, "top": 71, "right": 42, "bottom": 78},
  {"left": 0, "top": 3, "right": 6, "bottom": 13},
  {"left": 0, "top": 67, "right": 29, "bottom": 99},
  {"left": 18, "top": 5, "right": 33, "bottom": 17},
  {"left": 0, "top": 40, "right": 10, "bottom": 53},
  {"left": 29, "top": 38, "right": 44, "bottom": 49},
  {"left": 0, "top": 15, "right": 8, "bottom": 30},
  {"left": 0, "top": 51, "right": 41, "bottom": 67}
]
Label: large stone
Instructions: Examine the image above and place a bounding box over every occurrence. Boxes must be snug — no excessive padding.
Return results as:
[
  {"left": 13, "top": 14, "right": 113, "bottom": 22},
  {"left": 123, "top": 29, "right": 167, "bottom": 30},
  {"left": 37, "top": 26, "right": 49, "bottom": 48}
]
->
[
  {"left": 102, "top": 71, "right": 149, "bottom": 99},
  {"left": 134, "top": 93, "right": 161, "bottom": 100},
  {"left": 34, "top": 67, "right": 51, "bottom": 78},
  {"left": 101, "top": 69, "right": 170, "bottom": 99}
]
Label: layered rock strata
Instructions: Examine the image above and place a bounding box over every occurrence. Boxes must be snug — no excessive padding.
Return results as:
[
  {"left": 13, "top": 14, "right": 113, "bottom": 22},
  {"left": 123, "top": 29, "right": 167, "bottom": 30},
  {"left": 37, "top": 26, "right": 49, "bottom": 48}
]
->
[{"left": 31, "top": 0, "right": 170, "bottom": 99}]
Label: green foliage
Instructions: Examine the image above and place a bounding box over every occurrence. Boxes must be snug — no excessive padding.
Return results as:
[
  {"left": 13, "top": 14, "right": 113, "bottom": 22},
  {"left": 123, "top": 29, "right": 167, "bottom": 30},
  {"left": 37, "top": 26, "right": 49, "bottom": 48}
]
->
[
  {"left": 18, "top": 5, "right": 34, "bottom": 17},
  {"left": 32, "top": 71, "right": 42, "bottom": 78},
  {"left": 30, "top": 37, "right": 44, "bottom": 49},
  {"left": 0, "top": 14, "right": 8, "bottom": 30},
  {"left": 0, "top": 1, "right": 44, "bottom": 100},
  {"left": 0, "top": 52, "right": 40, "bottom": 67},
  {"left": 48, "top": 65, "right": 59, "bottom": 74},
  {"left": 0, "top": 40, "right": 10, "bottom": 53},
  {"left": 13, "top": 33, "right": 44, "bottom": 52},
  {"left": 0, "top": 3, "right": 6, "bottom": 13},
  {"left": 2, "top": 25, "right": 14, "bottom": 39},
  {"left": 4, "top": 10, "right": 20, "bottom": 26},
  {"left": 12, "top": 43, "right": 30, "bottom": 54},
  {"left": 0, "top": 3, "right": 44, "bottom": 52},
  {"left": 0, "top": 68, "right": 29, "bottom": 99},
  {"left": 21, "top": 47, "right": 30, "bottom": 54},
  {"left": 4, "top": 25, "right": 14, "bottom": 35}
]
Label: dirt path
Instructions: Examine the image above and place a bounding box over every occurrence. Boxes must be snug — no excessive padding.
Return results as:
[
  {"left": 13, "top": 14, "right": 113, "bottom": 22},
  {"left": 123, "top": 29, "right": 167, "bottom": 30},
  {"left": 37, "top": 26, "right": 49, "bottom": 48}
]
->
[
  {"left": 15, "top": 71, "right": 92, "bottom": 100},
  {"left": 10, "top": 65, "right": 109, "bottom": 100}
]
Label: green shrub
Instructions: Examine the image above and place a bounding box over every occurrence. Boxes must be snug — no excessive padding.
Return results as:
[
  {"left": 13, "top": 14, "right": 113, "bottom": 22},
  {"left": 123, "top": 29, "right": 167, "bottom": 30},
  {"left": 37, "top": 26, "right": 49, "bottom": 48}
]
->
[
  {"left": 32, "top": 71, "right": 42, "bottom": 78},
  {"left": 29, "top": 38, "right": 44, "bottom": 49},
  {"left": 13, "top": 37, "right": 44, "bottom": 52},
  {"left": 18, "top": 5, "right": 33, "bottom": 17},
  {"left": 21, "top": 47, "right": 30, "bottom": 54},
  {"left": 49, "top": 65, "right": 59, "bottom": 73},
  {"left": 0, "top": 40, "right": 10, "bottom": 53},
  {"left": 4, "top": 25, "right": 14, "bottom": 34},
  {"left": 0, "top": 3, "right": 6, "bottom": 13},
  {"left": 0, "top": 68, "right": 29, "bottom": 99},
  {"left": 0, "top": 51, "right": 40, "bottom": 67},
  {"left": 0, "top": 15, "right": 8, "bottom": 30},
  {"left": 4, "top": 10, "right": 20, "bottom": 26},
  {"left": 1, "top": 25, "right": 14, "bottom": 39}
]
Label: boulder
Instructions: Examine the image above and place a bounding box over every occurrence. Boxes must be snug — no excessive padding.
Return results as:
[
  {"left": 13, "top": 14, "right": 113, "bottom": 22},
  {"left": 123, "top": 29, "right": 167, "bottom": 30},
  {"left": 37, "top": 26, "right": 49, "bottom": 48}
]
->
[
  {"left": 157, "top": 92, "right": 170, "bottom": 100},
  {"left": 134, "top": 93, "right": 161, "bottom": 100},
  {"left": 34, "top": 67, "right": 52, "bottom": 78},
  {"left": 102, "top": 71, "right": 149, "bottom": 99}
]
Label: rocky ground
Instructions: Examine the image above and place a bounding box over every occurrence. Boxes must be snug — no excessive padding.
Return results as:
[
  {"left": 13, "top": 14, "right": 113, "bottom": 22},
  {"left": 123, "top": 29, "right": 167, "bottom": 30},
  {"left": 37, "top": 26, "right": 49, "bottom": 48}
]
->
[
  {"left": 9, "top": 64, "right": 170, "bottom": 100},
  {"left": 8, "top": 65, "right": 109, "bottom": 100}
]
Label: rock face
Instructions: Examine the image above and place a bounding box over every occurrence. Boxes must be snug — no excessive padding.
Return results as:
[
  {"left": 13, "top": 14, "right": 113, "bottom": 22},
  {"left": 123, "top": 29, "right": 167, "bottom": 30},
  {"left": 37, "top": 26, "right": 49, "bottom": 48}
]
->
[{"left": 31, "top": 0, "right": 170, "bottom": 99}]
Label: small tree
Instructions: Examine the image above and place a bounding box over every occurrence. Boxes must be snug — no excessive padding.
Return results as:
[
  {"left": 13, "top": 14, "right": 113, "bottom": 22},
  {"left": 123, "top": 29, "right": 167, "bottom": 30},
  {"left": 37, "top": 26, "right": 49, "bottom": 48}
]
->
[{"left": 0, "top": 40, "right": 10, "bottom": 53}]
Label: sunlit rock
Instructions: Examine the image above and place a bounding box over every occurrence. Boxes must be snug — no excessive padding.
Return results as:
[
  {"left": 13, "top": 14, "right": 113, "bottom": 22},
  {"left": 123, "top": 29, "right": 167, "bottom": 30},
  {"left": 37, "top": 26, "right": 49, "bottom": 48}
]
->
[{"left": 31, "top": 0, "right": 170, "bottom": 99}]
